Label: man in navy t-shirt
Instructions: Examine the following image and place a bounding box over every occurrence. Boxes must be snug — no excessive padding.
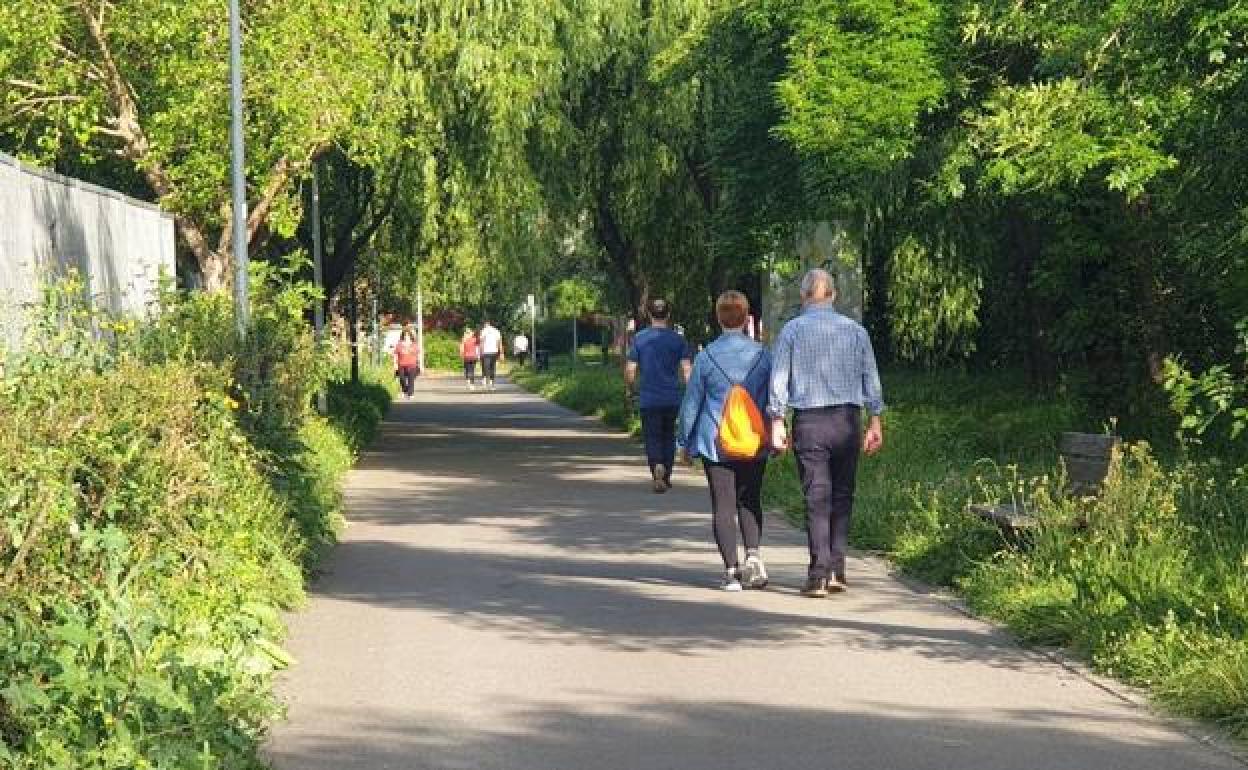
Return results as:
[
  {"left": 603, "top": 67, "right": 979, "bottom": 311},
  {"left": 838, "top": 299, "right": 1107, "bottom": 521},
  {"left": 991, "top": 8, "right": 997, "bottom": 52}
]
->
[{"left": 625, "top": 298, "right": 692, "bottom": 493}]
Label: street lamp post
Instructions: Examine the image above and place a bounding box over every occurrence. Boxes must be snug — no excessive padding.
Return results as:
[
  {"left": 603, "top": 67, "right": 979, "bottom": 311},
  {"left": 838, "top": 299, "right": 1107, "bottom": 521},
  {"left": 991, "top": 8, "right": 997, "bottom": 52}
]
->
[
  {"left": 311, "top": 163, "right": 327, "bottom": 414},
  {"left": 228, "top": 0, "right": 249, "bottom": 337}
]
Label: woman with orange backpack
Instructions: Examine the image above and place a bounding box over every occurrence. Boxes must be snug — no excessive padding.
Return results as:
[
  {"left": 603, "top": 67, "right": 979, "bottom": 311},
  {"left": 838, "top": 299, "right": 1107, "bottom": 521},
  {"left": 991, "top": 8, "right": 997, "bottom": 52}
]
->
[{"left": 677, "top": 290, "right": 773, "bottom": 592}]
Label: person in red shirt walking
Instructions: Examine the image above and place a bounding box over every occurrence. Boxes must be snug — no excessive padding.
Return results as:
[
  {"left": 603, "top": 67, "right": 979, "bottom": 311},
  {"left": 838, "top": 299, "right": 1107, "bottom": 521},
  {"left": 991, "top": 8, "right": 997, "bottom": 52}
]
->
[
  {"left": 393, "top": 325, "right": 421, "bottom": 399},
  {"left": 460, "top": 329, "right": 481, "bottom": 390}
]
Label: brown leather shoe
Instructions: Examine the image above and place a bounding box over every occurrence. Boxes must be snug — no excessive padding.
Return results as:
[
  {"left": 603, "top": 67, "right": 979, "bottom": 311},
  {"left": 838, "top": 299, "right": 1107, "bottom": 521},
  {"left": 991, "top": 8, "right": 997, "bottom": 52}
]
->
[{"left": 800, "top": 576, "right": 829, "bottom": 598}]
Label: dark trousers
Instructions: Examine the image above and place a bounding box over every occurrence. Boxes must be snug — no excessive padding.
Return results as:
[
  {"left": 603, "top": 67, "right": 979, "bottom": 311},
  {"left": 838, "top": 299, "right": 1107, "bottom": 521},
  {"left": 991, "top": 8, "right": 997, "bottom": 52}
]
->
[
  {"left": 515, "top": 351, "right": 528, "bottom": 367},
  {"left": 463, "top": 359, "right": 477, "bottom": 382},
  {"left": 639, "top": 407, "right": 678, "bottom": 480},
  {"left": 481, "top": 353, "right": 499, "bottom": 381},
  {"left": 704, "top": 459, "right": 767, "bottom": 568},
  {"left": 397, "top": 365, "right": 418, "bottom": 396},
  {"left": 793, "top": 406, "right": 861, "bottom": 580}
]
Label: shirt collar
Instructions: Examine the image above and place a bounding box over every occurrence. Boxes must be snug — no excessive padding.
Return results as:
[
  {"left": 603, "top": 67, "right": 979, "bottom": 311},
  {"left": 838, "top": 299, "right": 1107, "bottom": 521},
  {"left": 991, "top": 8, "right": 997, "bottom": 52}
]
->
[{"left": 802, "top": 300, "right": 839, "bottom": 316}]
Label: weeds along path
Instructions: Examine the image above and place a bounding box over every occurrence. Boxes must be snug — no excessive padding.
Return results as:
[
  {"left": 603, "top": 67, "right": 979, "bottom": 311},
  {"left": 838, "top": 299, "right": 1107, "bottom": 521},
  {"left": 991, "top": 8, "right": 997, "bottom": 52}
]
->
[{"left": 265, "top": 373, "right": 1242, "bottom": 770}]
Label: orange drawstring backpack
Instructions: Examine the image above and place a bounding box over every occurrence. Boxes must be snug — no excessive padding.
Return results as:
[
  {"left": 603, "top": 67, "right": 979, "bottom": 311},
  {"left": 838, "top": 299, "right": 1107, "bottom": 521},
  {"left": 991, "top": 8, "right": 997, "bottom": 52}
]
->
[{"left": 706, "top": 352, "right": 766, "bottom": 460}]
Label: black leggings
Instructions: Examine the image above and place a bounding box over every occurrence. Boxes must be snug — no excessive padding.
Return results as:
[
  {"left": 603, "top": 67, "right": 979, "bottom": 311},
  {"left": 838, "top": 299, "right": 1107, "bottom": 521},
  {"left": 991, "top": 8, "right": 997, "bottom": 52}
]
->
[
  {"left": 397, "top": 365, "right": 418, "bottom": 396},
  {"left": 481, "top": 353, "right": 499, "bottom": 381},
  {"left": 463, "top": 359, "right": 477, "bottom": 382},
  {"left": 704, "top": 459, "right": 767, "bottom": 568}
]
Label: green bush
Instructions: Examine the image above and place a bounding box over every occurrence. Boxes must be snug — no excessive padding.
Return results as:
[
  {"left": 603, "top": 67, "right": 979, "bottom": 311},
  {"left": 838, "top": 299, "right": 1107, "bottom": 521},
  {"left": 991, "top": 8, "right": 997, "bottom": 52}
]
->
[
  {"left": 0, "top": 271, "right": 388, "bottom": 769},
  {"left": 422, "top": 330, "right": 463, "bottom": 371},
  {"left": 511, "top": 357, "right": 638, "bottom": 434}
]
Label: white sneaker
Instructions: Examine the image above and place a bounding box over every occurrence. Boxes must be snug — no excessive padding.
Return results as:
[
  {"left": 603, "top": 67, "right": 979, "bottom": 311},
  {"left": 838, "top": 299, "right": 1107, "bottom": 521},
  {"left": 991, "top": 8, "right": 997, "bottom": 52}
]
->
[
  {"left": 720, "top": 568, "right": 743, "bottom": 592},
  {"left": 740, "top": 554, "right": 769, "bottom": 590}
]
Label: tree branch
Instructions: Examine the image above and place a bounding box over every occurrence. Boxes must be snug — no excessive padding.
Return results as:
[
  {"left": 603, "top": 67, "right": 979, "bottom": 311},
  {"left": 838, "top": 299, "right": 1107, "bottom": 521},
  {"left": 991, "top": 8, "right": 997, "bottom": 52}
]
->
[{"left": 75, "top": 0, "right": 215, "bottom": 268}]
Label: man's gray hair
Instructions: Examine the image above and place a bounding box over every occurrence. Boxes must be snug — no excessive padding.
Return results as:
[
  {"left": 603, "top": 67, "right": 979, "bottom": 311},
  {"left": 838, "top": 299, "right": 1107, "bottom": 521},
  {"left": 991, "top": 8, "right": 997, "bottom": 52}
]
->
[{"left": 800, "top": 268, "right": 837, "bottom": 298}]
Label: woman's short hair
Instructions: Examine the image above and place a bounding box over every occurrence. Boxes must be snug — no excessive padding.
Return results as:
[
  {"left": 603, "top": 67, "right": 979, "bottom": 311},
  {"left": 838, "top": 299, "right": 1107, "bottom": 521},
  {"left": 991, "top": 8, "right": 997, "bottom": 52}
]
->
[
  {"left": 646, "top": 298, "right": 671, "bottom": 321},
  {"left": 715, "top": 290, "right": 750, "bottom": 329}
]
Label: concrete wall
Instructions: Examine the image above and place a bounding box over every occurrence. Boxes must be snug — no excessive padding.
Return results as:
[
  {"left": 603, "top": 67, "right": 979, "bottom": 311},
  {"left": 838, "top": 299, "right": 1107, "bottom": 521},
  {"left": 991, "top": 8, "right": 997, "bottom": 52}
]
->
[
  {"left": 761, "top": 221, "right": 864, "bottom": 341},
  {"left": 0, "top": 152, "right": 175, "bottom": 350}
]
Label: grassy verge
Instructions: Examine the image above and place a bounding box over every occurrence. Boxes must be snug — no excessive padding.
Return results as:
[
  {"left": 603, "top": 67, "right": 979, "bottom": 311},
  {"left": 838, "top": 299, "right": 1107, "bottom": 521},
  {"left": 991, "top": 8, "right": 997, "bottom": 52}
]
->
[
  {"left": 511, "top": 360, "right": 1248, "bottom": 738},
  {"left": 510, "top": 355, "right": 639, "bottom": 434}
]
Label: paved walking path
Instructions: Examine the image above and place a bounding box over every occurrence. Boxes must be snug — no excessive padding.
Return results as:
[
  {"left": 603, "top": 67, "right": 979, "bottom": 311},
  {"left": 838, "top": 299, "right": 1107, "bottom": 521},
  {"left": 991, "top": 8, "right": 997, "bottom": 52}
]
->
[{"left": 267, "top": 374, "right": 1242, "bottom": 770}]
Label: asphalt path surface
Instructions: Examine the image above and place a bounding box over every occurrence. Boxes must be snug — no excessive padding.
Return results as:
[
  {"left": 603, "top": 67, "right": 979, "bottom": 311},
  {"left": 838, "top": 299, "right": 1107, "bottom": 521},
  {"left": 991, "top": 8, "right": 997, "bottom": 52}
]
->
[{"left": 266, "top": 373, "right": 1243, "bottom": 770}]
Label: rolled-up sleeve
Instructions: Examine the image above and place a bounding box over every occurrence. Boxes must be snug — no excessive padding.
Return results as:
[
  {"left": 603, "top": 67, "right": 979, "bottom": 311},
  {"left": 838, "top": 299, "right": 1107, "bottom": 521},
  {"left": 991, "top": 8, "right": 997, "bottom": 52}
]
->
[
  {"left": 767, "top": 326, "right": 793, "bottom": 418},
  {"left": 860, "top": 329, "right": 886, "bottom": 416}
]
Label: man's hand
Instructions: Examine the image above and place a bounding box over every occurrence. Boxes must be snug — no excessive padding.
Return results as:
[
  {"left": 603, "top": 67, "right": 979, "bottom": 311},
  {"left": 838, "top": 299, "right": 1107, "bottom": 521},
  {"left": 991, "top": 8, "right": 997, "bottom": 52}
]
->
[
  {"left": 770, "top": 418, "right": 789, "bottom": 452},
  {"left": 863, "top": 416, "right": 884, "bottom": 456}
]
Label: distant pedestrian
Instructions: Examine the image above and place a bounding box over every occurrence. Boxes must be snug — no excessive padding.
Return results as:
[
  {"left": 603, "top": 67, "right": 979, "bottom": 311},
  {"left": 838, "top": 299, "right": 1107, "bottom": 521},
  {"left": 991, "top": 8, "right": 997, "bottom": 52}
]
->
[
  {"left": 393, "top": 325, "right": 421, "bottom": 399},
  {"left": 678, "top": 291, "right": 773, "bottom": 591},
  {"left": 625, "top": 298, "right": 692, "bottom": 493},
  {"left": 513, "top": 332, "right": 530, "bottom": 367},
  {"left": 479, "top": 320, "right": 504, "bottom": 390},
  {"left": 769, "top": 269, "right": 885, "bottom": 598},
  {"left": 460, "top": 329, "right": 480, "bottom": 390}
]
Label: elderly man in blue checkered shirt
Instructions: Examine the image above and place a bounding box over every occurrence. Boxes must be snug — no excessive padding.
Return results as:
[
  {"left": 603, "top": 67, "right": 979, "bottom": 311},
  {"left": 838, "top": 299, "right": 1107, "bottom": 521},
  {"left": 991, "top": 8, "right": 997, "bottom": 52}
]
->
[{"left": 769, "top": 268, "right": 885, "bottom": 598}]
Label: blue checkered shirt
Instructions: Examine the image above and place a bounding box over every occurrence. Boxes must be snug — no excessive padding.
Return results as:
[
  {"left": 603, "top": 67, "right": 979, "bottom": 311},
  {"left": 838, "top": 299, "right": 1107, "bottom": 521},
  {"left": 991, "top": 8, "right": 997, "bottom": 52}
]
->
[{"left": 768, "top": 302, "right": 885, "bottom": 418}]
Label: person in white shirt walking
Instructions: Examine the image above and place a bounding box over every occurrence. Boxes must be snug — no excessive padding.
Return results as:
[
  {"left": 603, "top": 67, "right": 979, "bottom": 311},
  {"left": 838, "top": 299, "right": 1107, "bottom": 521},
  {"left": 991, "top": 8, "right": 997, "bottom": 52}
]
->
[
  {"left": 478, "top": 320, "right": 505, "bottom": 390},
  {"left": 513, "top": 332, "right": 530, "bottom": 368}
]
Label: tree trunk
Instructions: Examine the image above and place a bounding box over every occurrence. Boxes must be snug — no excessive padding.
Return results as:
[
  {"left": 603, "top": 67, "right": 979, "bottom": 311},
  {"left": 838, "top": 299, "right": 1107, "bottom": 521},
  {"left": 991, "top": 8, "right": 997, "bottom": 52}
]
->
[
  {"left": 862, "top": 211, "right": 893, "bottom": 363},
  {"left": 200, "top": 250, "right": 231, "bottom": 292},
  {"left": 1005, "top": 202, "right": 1057, "bottom": 386}
]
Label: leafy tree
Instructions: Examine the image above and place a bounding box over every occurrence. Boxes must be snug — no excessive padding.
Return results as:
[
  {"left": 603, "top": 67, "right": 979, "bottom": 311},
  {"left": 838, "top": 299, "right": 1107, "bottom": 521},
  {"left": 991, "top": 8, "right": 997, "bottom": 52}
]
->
[{"left": 0, "top": 0, "right": 401, "bottom": 290}]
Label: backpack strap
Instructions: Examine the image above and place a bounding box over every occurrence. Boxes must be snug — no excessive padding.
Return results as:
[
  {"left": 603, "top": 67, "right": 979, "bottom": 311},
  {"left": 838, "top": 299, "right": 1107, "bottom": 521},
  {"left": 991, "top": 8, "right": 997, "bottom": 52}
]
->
[{"left": 705, "top": 349, "right": 765, "bottom": 387}]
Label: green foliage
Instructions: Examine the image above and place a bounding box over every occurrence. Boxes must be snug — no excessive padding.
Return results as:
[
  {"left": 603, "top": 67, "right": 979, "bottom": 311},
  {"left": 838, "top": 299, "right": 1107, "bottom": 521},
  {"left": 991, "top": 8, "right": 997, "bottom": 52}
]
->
[
  {"left": 511, "top": 358, "right": 638, "bottom": 435},
  {"left": 1163, "top": 319, "right": 1248, "bottom": 444},
  {"left": 550, "top": 278, "right": 603, "bottom": 319},
  {"left": 419, "top": 330, "right": 463, "bottom": 372},
  {"left": 776, "top": 0, "right": 947, "bottom": 191},
  {"left": 0, "top": 277, "right": 387, "bottom": 769},
  {"left": 964, "top": 447, "right": 1248, "bottom": 735},
  {"left": 887, "top": 237, "right": 982, "bottom": 363},
  {"left": 0, "top": 0, "right": 402, "bottom": 286}
]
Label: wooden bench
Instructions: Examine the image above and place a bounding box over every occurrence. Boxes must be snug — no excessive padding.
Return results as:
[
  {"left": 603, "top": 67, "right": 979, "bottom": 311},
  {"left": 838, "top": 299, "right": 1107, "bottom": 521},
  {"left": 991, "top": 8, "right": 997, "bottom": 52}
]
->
[{"left": 970, "top": 432, "right": 1120, "bottom": 536}]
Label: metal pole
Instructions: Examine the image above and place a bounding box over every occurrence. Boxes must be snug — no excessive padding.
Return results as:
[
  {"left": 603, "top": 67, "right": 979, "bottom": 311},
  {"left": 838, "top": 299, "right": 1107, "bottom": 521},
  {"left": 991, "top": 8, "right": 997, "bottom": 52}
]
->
[
  {"left": 228, "top": 0, "right": 249, "bottom": 337},
  {"left": 311, "top": 165, "right": 328, "bottom": 414},
  {"left": 371, "top": 258, "right": 380, "bottom": 370},
  {"left": 349, "top": 263, "right": 359, "bottom": 385},
  {"left": 416, "top": 279, "right": 425, "bottom": 372}
]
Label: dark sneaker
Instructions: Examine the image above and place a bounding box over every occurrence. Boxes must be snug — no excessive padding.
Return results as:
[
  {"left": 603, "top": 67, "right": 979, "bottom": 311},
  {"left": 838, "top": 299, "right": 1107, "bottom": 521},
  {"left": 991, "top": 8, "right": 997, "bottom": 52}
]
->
[
  {"left": 720, "top": 568, "right": 743, "bottom": 592},
  {"left": 800, "top": 576, "right": 829, "bottom": 598},
  {"left": 652, "top": 464, "right": 668, "bottom": 494}
]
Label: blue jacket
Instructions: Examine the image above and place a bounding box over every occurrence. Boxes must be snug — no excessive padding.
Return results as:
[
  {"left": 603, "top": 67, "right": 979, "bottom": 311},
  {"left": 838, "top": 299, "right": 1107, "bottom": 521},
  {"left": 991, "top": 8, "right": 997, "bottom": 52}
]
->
[{"left": 677, "top": 331, "right": 772, "bottom": 463}]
